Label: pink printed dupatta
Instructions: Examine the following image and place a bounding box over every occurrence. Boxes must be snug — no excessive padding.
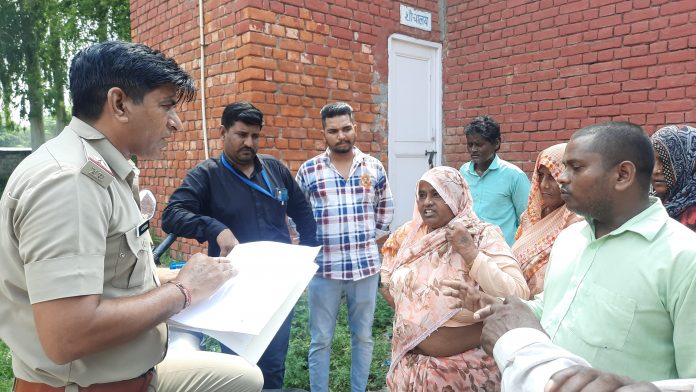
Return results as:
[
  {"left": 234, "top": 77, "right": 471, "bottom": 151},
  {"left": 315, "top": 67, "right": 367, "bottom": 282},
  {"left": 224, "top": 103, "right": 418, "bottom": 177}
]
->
[
  {"left": 512, "top": 143, "right": 582, "bottom": 296},
  {"left": 381, "top": 166, "right": 519, "bottom": 378}
]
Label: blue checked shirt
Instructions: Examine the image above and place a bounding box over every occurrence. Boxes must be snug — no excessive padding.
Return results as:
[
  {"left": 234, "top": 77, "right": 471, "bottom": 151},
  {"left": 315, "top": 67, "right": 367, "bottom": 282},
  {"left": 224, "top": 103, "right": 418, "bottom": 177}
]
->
[{"left": 296, "top": 147, "right": 394, "bottom": 280}]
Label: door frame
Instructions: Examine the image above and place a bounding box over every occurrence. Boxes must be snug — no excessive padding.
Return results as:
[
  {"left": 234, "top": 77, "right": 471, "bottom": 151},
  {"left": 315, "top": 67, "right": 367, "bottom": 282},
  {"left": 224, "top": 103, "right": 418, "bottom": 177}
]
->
[{"left": 387, "top": 33, "right": 443, "bottom": 177}]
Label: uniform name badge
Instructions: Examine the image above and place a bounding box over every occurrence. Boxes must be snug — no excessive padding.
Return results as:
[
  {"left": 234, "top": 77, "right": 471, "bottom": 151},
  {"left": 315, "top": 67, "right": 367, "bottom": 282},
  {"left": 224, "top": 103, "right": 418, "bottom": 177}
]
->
[
  {"left": 136, "top": 220, "right": 150, "bottom": 237},
  {"left": 276, "top": 187, "right": 289, "bottom": 205}
]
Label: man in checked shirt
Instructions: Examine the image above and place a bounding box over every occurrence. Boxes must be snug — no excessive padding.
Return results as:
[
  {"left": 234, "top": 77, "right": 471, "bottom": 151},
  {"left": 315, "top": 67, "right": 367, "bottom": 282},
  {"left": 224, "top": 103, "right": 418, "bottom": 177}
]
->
[{"left": 296, "top": 102, "right": 394, "bottom": 392}]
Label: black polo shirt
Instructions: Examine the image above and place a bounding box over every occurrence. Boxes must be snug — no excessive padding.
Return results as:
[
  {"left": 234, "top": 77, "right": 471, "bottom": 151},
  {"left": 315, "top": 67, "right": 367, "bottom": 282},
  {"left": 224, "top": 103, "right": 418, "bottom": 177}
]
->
[{"left": 162, "top": 154, "right": 318, "bottom": 256}]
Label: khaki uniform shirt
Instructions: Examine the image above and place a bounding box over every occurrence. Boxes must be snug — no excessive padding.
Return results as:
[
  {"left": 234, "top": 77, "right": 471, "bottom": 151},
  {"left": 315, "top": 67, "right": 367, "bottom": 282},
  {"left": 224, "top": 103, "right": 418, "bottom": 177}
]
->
[{"left": 0, "top": 117, "right": 166, "bottom": 387}]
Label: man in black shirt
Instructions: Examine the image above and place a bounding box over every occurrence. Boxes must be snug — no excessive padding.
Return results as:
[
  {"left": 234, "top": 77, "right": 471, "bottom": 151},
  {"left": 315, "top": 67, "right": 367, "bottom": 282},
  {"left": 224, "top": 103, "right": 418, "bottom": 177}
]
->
[{"left": 162, "top": 101, "right": 318, "bottom": 389}]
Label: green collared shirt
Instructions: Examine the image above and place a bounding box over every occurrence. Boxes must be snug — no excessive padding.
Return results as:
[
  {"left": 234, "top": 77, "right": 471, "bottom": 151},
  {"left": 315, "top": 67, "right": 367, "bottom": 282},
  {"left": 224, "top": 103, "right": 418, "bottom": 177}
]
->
[
  {"left": 527, "top": 198, "right": 696, "bottom": 381},
  {"left": 460, "top": 155, "right": 530, "bottom": 245}
]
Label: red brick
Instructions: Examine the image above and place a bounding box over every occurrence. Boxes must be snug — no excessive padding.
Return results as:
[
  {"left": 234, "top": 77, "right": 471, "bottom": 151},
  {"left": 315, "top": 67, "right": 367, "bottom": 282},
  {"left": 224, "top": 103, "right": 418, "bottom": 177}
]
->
[
  {"left": 657, "top": 99, "right": 695, "bottom": 113},
  {"left": 331, "top": 26, "right": 354, "bottom": 40},
  {"left": 659, "top": 24, "right": 695, "bottom": 40},
  {"left": 588, "top": 83, "right": 621, "bottom": 95},
  {"left": 240, "top": 55, "right": 276, "bottom": 69},
  {"left": 661, "top": 0, "right": 694, "bottom": 16},
  {"left": 658, "top": 49, "right": 696, "bottom": 64},
  {"left": 240, "top": 7, "right": 276, "bottom": 23},
  {"left": 621, "top": 102, "right": 656, "bottom": 115},
  {"left": 279, "top": 38, "right": 304, "bottom": 51},
  {"left": 236, "top": 67, "right": 265, "bottom": 82},
  {"left": 624, "top": 7, "right": 659, "bottom": 23},
  {"left": 306, "top": 43, "right": 331, "bottom": 56}
]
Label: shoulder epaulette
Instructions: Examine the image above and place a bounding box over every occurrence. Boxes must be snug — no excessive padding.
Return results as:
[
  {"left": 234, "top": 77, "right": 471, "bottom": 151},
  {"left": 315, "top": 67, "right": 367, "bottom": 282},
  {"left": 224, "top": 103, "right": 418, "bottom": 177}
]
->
[{"left": 79, "top": 139, "right": 114, "bottom": 188}]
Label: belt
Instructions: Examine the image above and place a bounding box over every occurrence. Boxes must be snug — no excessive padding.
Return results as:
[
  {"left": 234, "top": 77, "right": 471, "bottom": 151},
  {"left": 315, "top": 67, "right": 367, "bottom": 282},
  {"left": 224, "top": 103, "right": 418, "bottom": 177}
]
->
[{"left": 13, "top": 369, "right": 154, "bottom": 392}]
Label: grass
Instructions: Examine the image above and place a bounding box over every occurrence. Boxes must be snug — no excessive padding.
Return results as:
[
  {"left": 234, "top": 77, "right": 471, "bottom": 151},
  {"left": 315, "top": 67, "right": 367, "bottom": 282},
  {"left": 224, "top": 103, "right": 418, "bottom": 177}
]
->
[
  {"left": 0, "top": 340, "right": 12, "bottom": 391},
  {"left": 283, "top": 293, "right": 393, "bottom": 391},
  {"left": 0, "top": 284, "right": 394, "bottom": 392}
]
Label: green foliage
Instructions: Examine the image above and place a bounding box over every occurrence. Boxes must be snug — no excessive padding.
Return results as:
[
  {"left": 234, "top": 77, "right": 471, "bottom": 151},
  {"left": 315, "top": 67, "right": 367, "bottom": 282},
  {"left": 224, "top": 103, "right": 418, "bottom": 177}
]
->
[
  {"left": 284, "top": 294, "right": 393, "bottom": 391},
  {"left": 0, "top": 340, "right": 13, "bottom": 391},
  {"left": 150, "top": 233, "right": 173, "bottom": 267},
  {"left": 0, "top": 124, "right": 31, "bottom": 148},
  {"left": 0, "top": 0, "right": 131, "bottom": 148}
]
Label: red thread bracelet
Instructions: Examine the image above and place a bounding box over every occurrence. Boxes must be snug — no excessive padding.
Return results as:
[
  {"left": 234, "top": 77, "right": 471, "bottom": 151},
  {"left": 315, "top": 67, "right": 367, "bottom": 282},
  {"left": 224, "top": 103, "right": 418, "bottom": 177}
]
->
[{"left": 167, "top": 280, "right": 191, "bottom": 310}]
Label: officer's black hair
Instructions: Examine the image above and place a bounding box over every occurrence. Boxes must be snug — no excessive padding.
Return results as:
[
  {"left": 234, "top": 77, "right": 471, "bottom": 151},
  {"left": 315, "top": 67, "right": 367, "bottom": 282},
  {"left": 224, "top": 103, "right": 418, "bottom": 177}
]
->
[{"left": 69, "top": 40, "right": 195, "bottom": 121}]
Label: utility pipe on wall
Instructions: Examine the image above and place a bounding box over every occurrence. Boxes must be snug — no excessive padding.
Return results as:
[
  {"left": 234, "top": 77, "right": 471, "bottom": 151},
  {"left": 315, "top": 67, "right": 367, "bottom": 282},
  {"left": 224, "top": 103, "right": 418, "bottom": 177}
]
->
[{"left": 198, "top": 0, "right": 209, "bottom": 159}]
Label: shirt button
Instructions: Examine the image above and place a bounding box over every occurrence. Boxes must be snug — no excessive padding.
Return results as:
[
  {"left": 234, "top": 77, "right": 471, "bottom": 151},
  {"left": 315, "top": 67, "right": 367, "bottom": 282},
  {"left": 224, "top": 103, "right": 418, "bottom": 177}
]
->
[{"left": 119, "top": 253, "right": 125, "bottom": 258}]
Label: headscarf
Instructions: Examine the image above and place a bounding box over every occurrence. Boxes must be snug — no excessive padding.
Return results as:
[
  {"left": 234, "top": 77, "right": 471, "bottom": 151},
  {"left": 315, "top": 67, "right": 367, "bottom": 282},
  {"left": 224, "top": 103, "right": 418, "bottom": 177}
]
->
[
  {"left": 651, "top": 125, "right": 696, "bottom": 218},
  {"left": 512, "top": 143, "right": 582, "bottom": 295},
  {"left": 394, "top": 166, "right": 489, "bottom": 266},
  {"left": 382, "top": 166, "right": 518, "bottom": 374}
]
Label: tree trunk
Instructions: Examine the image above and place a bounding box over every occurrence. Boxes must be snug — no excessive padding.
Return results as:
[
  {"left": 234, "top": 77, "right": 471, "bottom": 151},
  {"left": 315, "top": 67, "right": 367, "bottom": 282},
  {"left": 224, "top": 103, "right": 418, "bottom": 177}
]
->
[
  {"left": 29, "top": 115, "right": 45, "bottom": 150},
  {"left": 19, "top": 0, "right": 46, "bottom": 150},
  {"left": 54, "top": 107, "right": 67, "bottom": 136}
]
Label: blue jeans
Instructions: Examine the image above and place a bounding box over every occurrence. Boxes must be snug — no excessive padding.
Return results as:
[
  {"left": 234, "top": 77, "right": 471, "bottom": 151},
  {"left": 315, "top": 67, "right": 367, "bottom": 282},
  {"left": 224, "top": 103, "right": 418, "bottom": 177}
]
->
[
  {"left": 221, "top": 309, "right": 294, "bottom": 389},
  {"left": 307, "top": 274, "right": 379, "bottom": 392}
]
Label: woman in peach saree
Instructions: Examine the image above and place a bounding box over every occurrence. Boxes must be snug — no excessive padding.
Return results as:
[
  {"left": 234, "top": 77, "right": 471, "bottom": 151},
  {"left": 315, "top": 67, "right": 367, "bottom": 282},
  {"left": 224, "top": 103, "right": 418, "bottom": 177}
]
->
[
  {"left": 380, "top": 166, "right": 529, "bottom": 392},
  {"left": 511, "top": 143, "right": 582, "bottom": 296}
]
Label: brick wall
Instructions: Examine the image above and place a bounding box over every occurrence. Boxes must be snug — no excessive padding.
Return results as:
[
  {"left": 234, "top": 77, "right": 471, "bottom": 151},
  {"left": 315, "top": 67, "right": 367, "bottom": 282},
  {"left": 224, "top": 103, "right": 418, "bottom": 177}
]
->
[
  {"left": 130, "top": 0, "right": 445, "bottom": 257},
  {"left": 442, "top": 0, "right": 696, "bottom": 172},
  {"left": 130, "top": 0, "right": 203, "bottom": 256},
  {"left": 132, "top": 0, "right": 696, "bottom": 257}
]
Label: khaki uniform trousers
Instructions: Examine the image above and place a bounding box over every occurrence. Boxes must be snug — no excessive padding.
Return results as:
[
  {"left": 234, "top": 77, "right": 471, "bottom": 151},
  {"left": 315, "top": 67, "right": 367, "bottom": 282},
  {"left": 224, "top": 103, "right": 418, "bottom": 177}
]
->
[{"left": 153, "top": 351, "right": 263, "bottom": 392}]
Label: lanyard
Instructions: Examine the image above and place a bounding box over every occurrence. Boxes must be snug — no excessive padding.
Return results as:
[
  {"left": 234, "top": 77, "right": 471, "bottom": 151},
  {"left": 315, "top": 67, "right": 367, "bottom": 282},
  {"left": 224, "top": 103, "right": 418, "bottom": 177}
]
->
[{"left": 220, "top": 154, "right": 275, "bottom": 200}]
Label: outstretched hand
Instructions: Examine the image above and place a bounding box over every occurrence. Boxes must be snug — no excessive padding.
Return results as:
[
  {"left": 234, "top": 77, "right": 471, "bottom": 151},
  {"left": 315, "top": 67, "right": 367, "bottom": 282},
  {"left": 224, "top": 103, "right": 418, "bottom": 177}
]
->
[
  {"left": 480, "top": 296, "right": 542, "bottom": 354},
  {"left": 441, "top": 279, "right": 500, "bottom": 314}
]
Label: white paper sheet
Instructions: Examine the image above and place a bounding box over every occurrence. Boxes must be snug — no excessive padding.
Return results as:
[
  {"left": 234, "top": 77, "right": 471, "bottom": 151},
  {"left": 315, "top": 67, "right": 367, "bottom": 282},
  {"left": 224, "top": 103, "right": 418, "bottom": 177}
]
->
[{"left": 168, "top": 241, "right": 320, "bottom": 363}]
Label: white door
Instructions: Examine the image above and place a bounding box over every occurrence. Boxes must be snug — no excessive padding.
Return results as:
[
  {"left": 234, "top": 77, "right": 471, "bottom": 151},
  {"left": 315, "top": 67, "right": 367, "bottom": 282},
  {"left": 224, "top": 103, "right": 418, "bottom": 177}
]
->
[{"left": 388, "top": 34, "right": 442, "bottom": 228}]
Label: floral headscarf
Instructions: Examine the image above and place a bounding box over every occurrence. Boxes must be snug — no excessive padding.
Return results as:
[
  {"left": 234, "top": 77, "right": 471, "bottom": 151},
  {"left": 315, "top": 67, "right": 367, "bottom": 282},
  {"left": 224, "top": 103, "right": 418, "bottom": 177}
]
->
[
  {"left": 651, "top": 125, "right": 696, "bottom": 218},
  {"left": 382, "top": 166, "right": 521, "bottom": 375},
  {"left": 394, "top": 166, "right": 489, "bottom": 265},
  {"left": 512, "top": 143, "right": 582, "bottom": 295}
]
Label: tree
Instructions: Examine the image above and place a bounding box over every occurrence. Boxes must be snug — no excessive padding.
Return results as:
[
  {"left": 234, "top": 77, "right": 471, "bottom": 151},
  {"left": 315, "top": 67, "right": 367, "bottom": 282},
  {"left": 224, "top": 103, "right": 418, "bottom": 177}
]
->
[{"left": 0, "top": 0, "right": 131, "bottom": 149}]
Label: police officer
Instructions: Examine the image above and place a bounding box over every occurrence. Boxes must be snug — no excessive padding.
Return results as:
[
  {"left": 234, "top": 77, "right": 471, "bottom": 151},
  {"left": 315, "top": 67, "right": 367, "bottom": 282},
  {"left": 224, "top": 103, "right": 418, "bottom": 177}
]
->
[{"left": 0, "top": 41, "right": 263, "bottom": 391}]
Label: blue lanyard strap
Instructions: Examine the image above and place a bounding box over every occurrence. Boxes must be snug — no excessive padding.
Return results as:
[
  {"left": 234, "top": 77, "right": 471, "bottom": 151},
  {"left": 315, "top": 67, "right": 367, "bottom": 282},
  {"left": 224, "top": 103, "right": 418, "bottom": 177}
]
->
[{"left": 220, "top": 154, "right": 275, "bottom": 200}]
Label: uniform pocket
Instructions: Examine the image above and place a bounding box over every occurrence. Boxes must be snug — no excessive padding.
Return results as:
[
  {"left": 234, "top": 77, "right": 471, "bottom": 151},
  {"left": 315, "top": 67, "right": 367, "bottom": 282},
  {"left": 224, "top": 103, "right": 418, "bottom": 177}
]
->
[
  {"left": 568, "top": 282, "right": 636, "bottom": 350},
  {"left": 112, "top": 227, "right": 147, "bottom": 288}
]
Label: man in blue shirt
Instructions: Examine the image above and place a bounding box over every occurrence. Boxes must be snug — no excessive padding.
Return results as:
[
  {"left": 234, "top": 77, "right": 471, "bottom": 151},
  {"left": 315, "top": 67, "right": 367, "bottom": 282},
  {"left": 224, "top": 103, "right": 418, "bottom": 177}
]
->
[
  {"left": 459, "top": 116, "right": 530, "bottom": 245},
  {"left": 162, "top": 101, "right": 318, "bottom": 389}
]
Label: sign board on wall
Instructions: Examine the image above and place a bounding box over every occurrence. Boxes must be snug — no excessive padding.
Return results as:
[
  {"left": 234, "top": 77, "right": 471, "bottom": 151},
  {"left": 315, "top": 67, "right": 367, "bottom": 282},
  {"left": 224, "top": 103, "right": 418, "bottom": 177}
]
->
[{"left": 400, "top": 4, "right": 432, "bottom": 32}]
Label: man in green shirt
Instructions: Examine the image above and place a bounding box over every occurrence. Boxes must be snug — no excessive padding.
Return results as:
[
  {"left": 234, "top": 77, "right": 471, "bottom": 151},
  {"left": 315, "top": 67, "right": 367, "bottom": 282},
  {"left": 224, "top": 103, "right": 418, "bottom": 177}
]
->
[{"left": 444, "top": 122, "right": 696, "bottom": 383}]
